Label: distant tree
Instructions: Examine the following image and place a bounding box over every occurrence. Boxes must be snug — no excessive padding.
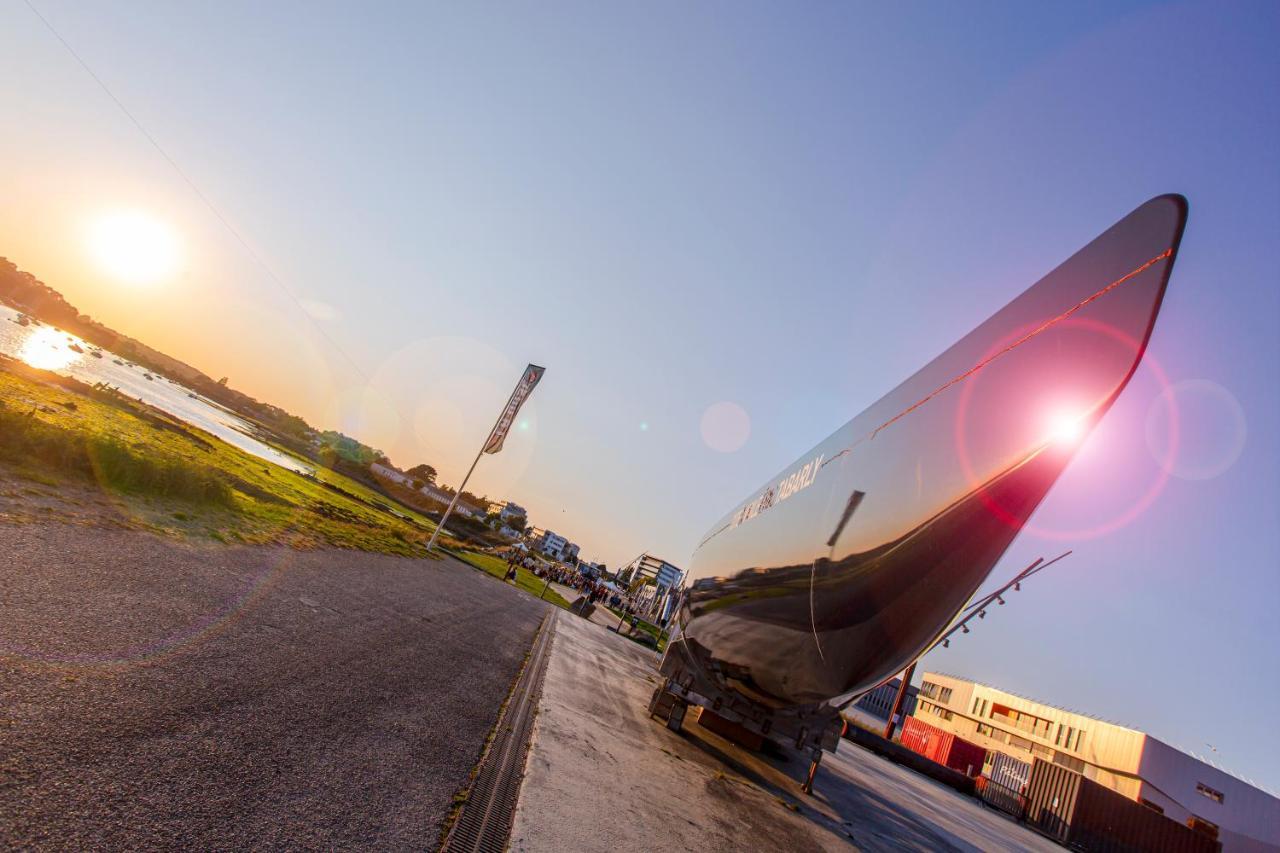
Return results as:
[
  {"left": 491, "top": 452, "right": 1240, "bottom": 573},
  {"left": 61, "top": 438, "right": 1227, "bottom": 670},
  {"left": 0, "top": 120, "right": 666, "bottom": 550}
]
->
[
  {"left": 406, "top": 463, "right": 437, "bottom": 484},
  {"left": 316, "top": 431, "right": 385, "bottom": 466},
  {"left": 217, "top": 376, "right": 229, "bottom": 386},
  {"left": 412, "top": 480, "right": 424, "bottom": 491},
  {"left": 508, "top": 516, "right": 528, "bottom": 534}
]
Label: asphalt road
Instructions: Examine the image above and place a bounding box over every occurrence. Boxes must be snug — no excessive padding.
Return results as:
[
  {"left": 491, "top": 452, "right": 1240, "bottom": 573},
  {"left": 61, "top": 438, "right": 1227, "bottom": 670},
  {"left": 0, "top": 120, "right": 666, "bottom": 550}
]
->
[{"left": 0, "top": 523, "right": 547, "bottom": 850}]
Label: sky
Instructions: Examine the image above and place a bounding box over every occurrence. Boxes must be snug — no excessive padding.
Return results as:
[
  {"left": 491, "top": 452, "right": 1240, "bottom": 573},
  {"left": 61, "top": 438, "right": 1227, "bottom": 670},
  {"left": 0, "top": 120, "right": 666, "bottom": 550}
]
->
[{"left": 1, "top": 1, "right": 1277, "bottom": 789}]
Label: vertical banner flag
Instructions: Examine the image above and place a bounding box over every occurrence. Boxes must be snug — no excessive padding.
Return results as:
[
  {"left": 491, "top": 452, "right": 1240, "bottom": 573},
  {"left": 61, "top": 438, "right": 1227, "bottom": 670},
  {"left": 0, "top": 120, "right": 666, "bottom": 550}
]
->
[{"left": 483, "top": 364, "right": 545, "bottom": 454}]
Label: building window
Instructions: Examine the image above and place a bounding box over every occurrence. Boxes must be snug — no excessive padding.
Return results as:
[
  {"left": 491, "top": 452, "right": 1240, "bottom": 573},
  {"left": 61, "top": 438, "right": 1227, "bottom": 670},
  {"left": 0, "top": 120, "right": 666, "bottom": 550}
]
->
[
  {"left": 1196, "top": 783, "right": 1225, "bottom": 804},
  {"left": 1187, "top": 817, "right": 1220, "bottom": 840},
  {"left": 1056, "top": 725, "right": 1085, "bottom": 751},
  {"left": 921, "top": 701, "right": 953, "bottom": 721},
  {"left": 1140, "top": 799, "right": 1165, "bottom": 815},
  {"left": 1057, "top": 727, "right": 1086, "bottom": 752},
  {"left": 973, "top": 697, "right": 981, "bottom": 714}
]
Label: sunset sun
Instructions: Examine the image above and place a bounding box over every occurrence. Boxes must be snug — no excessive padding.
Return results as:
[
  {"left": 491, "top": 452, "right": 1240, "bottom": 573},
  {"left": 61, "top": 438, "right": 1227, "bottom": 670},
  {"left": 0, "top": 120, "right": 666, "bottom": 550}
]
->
[{"left": 87, "top": 210, "right": 182, "bottom": 285}]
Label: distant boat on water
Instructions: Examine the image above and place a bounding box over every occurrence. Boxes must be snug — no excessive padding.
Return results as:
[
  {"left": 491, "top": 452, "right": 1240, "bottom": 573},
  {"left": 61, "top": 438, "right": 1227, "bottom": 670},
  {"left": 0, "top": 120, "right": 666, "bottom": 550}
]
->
[
  {"left": 143, "top": 372, "right": 154, "bottom": 381},
  {"left": 68, "top": 343, "right": 84, "bottom": 354},
  {"left": 89, "top": 349, "right": 103, "bottom": 359}
]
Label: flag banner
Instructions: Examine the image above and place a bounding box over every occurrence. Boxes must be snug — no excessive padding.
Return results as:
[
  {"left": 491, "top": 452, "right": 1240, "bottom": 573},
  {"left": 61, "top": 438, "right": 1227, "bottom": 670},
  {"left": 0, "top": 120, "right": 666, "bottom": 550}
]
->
[{"left": 483, "top": 364, "right": 546, "bottom": 454}]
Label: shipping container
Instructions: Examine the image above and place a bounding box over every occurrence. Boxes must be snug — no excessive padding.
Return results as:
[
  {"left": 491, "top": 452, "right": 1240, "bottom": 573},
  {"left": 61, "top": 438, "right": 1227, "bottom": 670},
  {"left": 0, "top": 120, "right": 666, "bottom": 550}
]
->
[
  {"left": 900, "top": 716, "right": 987, "bottom": 777},
  {"left": 989, "top": 751, "right": 1032, "bottom": 791},
  {"left": 1024, "top": 759, "right": 1221, "bottom": 853},
  {"left": 975, "top": 775, "right": 1025, "bottom": 819}
]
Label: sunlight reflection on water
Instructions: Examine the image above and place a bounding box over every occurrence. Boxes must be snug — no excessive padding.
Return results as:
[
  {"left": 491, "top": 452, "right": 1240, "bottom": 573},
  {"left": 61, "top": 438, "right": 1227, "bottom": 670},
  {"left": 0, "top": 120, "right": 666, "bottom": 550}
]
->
[
  {"left": 0, "top": 304, "right": 311, "bottom": 474},
  {"left": 17, "top": 325, "right": 83, "bottom": 371}
]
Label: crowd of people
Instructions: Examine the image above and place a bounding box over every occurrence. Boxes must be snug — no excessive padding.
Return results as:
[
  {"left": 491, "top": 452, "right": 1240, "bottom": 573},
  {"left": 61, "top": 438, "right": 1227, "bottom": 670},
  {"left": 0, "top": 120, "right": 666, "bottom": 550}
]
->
[{"left": 500, "top": 547, "right": 635, "bottom": 614}]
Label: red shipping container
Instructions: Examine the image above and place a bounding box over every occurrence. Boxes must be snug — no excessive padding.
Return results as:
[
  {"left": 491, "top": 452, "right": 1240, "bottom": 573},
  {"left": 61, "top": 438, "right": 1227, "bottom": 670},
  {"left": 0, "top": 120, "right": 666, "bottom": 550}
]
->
[{"left": 901, "top": 715, "right": 987, "bottom": 776}]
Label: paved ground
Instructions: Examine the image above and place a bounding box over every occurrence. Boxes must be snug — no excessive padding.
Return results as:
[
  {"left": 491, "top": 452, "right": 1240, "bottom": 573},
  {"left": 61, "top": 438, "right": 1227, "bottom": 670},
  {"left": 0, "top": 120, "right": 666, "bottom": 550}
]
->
[
  {"left": 510, "top": 613, "right": 1060, "bottom": 853},
  {"left": 547, "top": 581, "right": 619, "bottom": 629},
  {"left": 0, "top": 522, "right": 548, "bottom": 850}
]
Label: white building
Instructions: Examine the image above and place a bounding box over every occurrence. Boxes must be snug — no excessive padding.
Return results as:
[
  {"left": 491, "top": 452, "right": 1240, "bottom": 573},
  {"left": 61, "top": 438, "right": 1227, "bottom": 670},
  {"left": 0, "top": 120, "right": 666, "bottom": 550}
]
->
[
  {"left": 622, "top": 554, "right": 684, "bottom": 624},
  {"left": 491, "top": 501, "right": 527, "bottom": 523},
  {"left": 536, "top": 530, "right": 569, "bottom": 559},
  {"left": 370, "top": 462, "right": 484, "bottom": 518},
  {"left": 370, "top": 461, "right": 415, "bottom": 489},
  {"left": 915, "top": 672, "right": 1279, "bottom": 851}
]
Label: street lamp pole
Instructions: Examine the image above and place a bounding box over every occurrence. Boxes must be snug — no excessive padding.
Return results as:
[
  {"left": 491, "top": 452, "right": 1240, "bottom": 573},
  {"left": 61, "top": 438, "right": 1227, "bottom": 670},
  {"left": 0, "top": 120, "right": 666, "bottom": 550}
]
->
[{"left": 883, "top": 661, "right": 916, "bottom": 740}]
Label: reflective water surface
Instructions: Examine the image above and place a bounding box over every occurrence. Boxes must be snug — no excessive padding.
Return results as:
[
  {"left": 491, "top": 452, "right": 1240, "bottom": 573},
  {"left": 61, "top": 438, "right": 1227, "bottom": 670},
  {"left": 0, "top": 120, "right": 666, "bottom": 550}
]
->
[
  {"left": 0, "top": 304, "right": 311, "bottom": 474},
  {"left": 672, "top": 194, "right": 1188, "bottom": 710}
]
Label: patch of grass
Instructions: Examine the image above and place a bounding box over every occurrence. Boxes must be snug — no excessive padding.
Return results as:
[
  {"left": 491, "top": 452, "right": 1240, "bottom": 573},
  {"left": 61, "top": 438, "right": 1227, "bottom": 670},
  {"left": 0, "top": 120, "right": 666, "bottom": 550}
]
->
[
  {"left": 0, "top": 405, "right": 234, "bottom": 506},
  {"left": 0, "top": 360, "right": 459, "bottom": 556},
  {"left": 448, "top": 550, "right": 572, "bottom": 609},
  {"left": 605, "top": 605, "right": 669, "bottom": 650}
]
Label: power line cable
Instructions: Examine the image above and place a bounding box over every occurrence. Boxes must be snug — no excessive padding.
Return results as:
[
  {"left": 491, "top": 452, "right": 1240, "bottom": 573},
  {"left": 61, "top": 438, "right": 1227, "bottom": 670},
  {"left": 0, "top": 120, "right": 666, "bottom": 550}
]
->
[{"left": 21, "top": 0, "right": 371, "bottom": 384}]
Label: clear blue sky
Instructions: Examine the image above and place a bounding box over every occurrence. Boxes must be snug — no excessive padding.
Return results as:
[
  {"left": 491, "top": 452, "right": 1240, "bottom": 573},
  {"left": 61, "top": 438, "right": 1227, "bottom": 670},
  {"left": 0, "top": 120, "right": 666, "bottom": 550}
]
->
[{"left": 1, "top": 2, "right": 1276, "bottom": 789}]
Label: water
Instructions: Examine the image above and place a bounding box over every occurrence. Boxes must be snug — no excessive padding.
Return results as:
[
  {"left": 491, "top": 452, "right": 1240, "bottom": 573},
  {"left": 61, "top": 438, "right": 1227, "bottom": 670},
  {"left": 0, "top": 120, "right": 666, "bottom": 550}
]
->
[{"left": 0, "top": 304, "right": 312, "bottom": 474}]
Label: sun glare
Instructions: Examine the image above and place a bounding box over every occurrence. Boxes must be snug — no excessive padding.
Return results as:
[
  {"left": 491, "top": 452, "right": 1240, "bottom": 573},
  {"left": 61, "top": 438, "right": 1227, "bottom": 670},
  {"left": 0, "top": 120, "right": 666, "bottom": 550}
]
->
[
  {"left": 88, "top": 210, "right": 182, "bottom": 285},
  {"left": 19, "top": 327, "right": 82, "bottom": 370},
  {"left": 1046, "top": 409, "right": 1086, "bottom": 446}
]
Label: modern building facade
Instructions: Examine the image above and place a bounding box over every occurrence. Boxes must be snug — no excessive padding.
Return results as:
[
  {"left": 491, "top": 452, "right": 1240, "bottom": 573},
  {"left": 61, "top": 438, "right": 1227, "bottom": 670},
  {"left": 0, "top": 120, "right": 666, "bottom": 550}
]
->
[
  {"left": 533, "top": 529, "right": 578, "bottom": 562},
  {"left": 489, "top": 501, "right": 527, "bottom": 524},
  {"left": 915, "top": 672, "right": 1278, "bottom": 851},
  {"left": 852, "top": 677, "right": 918, "bottom": 724},
  {"left": 535, "top": 530, "right": 568, "bottom": 558},
  {"left": 622, "top": 554, "right": 683, "bottom": 589},
  {"left": 622, "top": 554, "right": 684, "bottom": 623}
]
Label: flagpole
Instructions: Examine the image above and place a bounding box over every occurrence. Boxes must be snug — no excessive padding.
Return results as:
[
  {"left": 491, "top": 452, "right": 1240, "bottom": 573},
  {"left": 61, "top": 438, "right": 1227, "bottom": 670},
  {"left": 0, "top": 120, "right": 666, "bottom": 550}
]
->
[
  {"left": 425, "top": 442, "right": 487, "bottom": 552},
  {"left": 425, "top": 364, "right": 544, "bottom": 553}
]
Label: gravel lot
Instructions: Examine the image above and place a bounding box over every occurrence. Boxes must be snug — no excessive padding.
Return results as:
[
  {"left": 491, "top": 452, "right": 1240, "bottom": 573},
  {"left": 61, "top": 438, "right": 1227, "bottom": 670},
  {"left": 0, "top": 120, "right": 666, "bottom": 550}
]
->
[{"left": 0, "top": 523, "right": 547, "bottom": 850}]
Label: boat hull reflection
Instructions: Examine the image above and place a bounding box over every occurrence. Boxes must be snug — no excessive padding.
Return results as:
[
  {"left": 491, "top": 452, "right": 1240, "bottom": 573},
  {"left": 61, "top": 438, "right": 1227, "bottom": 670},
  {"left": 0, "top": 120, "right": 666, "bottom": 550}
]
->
[{"left": 668, "top": 194, "right": 1188, "bottom": 712}]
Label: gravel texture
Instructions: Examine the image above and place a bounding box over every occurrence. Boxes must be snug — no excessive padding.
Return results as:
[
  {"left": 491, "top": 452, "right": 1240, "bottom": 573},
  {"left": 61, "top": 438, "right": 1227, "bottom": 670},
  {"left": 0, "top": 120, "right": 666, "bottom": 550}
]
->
[{"left": 0, "top": 523, "right": 546, "bottom": 850}]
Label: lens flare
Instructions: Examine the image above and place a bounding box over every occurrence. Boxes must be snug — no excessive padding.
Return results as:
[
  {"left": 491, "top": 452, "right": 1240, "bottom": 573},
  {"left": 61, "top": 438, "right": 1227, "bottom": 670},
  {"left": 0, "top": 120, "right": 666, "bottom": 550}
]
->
[
  {"left": 700, "top": 401, "right": 751, "bottom": 453},
  {"left": 1045, "top": 409, "right": 1086, "bottom": 446},
  {"left": 955, "top": 315, "right": 1177, "bottom": 542}
]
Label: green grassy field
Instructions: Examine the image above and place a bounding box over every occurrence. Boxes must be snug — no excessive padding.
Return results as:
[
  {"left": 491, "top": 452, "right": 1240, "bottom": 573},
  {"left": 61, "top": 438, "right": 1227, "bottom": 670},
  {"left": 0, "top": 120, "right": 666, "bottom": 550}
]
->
[
  {"left": 447, "top": 550, "right": 572, "bottom": 609},
  {"left": 605, "top": 605, "right": 669, "bottom": 650},
  {"left": 0, "top": 356, "right": 451, "bottom": 556}
]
